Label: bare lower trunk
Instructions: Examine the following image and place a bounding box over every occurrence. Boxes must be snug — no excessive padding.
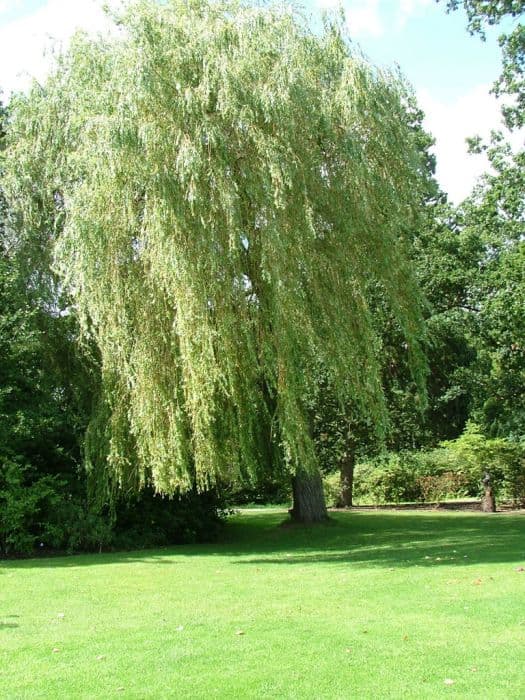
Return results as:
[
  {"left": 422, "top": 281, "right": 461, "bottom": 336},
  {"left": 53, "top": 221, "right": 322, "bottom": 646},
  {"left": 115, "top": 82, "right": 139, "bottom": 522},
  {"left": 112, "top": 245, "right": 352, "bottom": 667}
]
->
[
  {"left": 481, "top": 486, "right": 496, "bottom": 513},
  {"left": 481, "top": 485, "right": 496, "bottom": 512},
  {"left": 289, "top": 468, "right": 328, "bottom": 523},
  {"left": 338, "top": 452, "right": 354, "bottom": 508},
  {"left": 481, "top": 471, "right": 496, "bottom": 512}
]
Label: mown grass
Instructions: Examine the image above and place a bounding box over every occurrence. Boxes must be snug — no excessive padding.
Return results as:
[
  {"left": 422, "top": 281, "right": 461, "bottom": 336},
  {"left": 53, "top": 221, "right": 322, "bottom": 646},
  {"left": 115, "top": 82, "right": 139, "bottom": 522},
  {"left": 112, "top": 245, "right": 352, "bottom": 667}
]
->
[{"left": 1, "top": 509, "right": 525, "bottom": 699}]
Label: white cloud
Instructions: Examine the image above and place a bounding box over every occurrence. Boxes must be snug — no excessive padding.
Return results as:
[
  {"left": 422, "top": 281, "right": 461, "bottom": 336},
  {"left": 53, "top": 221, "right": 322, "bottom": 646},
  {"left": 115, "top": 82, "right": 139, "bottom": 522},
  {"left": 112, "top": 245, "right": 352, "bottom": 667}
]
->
[
  {"left": 0, "top": 0, "right": 121, "bottom": 97},
  {"left": 418, "top": 85, "right": 523, "bottom": 203},
  {"left": 345, "top": 0, "right": 383, "bottom": 39},
  {"left": 316, "top": 0, "right": 432, "bottom": 39},
  {"left": 0, "top": 1, "right": 22, "bottom": 14},
  {"left": 397, "top": 0, "right": 431, "bottom": 29},
  {"left": 2, "top": 0, "right": 521, "bottom": 206}
]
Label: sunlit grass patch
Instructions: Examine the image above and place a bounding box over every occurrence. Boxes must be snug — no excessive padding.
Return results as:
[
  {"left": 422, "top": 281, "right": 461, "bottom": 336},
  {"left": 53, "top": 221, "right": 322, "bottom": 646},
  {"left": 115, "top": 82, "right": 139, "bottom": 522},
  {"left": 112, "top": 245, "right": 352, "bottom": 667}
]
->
[{"left": 1, "top": 510, "right": 524, "bottom": 698}]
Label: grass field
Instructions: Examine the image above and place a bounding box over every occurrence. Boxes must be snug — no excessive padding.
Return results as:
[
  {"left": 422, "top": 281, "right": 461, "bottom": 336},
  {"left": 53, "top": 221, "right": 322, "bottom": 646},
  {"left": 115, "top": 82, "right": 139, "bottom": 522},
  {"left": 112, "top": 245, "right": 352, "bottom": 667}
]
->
[{"left": 2, "top": 509, "right": 525, "bottom": 699}]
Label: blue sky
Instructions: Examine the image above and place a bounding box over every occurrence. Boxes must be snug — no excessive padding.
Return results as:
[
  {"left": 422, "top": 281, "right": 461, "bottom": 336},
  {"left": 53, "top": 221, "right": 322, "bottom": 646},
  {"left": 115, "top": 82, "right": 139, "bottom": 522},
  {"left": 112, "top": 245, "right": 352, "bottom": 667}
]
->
[
  {"left": 0, "top": 0, "right": 520, "bottom": 202},
  {"left": 339, "top": 2, "right": 504, "bottom": 102}
]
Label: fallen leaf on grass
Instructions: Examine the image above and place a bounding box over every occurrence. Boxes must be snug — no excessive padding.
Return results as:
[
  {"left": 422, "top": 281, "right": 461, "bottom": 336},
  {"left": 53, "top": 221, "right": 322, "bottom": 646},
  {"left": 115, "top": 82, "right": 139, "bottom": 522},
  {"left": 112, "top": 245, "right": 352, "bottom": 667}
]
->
[
  {"left": 444, "top": 679, "right": 455, "bottom": 686},
  {"left": 473, "top": 579, "right": 482, "bottom": 585}
]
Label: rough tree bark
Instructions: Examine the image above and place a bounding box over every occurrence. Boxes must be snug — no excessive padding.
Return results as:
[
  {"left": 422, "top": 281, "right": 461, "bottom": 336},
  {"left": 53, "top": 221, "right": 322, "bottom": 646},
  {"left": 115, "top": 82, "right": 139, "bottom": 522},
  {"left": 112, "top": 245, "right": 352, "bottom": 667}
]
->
[
  {"left": 289, "top": 467, "right": 329, "bottom": 523},
  {"left": 481, "top": 471, "right": 496, "bottom": 512},
  {"left": 337, "top": 452, "right": 355, "bottom": 508}
]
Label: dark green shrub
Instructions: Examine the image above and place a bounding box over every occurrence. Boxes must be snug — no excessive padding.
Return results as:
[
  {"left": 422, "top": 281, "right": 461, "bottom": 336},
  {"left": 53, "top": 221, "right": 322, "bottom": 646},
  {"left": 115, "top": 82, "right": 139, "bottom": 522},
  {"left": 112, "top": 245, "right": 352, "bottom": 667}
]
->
[
  {"left": 353, "top": 453, "right": 422, "bottom": 504},
  {"left": 322, "top": 472, "right": 341, "bottom": 507},
  {"left": 500, "top": 454, "right": 525, "bottom": 505},
  {"left": 416, "top": 471, "right": 470, "bottom": 502},
  {"left": 441, "top": 424, "right": 525, "bottom": 504},
  {"left": 225, "top": 472, "right": 292, "bottom": 506},
  {"left": 0, "top": 459, "right": 67, "bottom": 555},
  {"left": 0, "top": 456, "right": 227, "bottom": 557},
  {"left": 352, "top": 425, "right": 525, "bottom": 506},
  {"left": 111, "top": 488, "right": 227, "bottom": 549}
]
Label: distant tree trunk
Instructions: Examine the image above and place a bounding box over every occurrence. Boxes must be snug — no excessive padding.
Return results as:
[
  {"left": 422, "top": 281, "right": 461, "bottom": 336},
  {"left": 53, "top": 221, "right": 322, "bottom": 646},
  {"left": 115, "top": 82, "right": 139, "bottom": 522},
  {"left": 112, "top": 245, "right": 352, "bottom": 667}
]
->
[
  {"left": 338, "top": 452, "right": 355, "bottom": 508},
  {"left": 481, "top": 471, "right": 496, "bottom": 512},
  {"left": 289, "top": 467, "right": 328, "bottom": 523}
]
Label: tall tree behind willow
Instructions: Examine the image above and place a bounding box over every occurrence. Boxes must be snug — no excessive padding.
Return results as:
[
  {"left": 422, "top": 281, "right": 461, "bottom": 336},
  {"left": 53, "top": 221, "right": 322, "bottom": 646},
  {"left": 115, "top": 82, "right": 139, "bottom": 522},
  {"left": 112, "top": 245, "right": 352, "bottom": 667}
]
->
[
  {"left": 3, "top": 0, "right": 427, "bottom": 523},
  {"left": 441, "top": 0, "right": 525, "bottom": 438},
  {"left": 443, "top": 0, "right": 525, "bottom": 128}
]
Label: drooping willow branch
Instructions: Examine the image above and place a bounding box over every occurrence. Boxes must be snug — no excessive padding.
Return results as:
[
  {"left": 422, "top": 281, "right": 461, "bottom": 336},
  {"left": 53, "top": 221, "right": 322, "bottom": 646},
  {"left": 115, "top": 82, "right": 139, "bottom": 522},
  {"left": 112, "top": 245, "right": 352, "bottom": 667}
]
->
[{"left": 4, "top": 0, "right": 427, "bottom": 494}]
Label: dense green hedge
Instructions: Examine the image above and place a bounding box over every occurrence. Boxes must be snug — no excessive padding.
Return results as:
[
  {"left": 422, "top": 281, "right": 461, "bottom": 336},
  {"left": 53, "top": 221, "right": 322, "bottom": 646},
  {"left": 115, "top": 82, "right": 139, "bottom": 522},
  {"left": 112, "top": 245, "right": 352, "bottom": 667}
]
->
[
  {"left": 0, "top": 461, "right": 226, "bottom": 557},
  {"left": 324, "top": 424, "right": 525, "bottom": 506},
  {"left": 350, "top": 452, "right": 470, "bottom": 505}
]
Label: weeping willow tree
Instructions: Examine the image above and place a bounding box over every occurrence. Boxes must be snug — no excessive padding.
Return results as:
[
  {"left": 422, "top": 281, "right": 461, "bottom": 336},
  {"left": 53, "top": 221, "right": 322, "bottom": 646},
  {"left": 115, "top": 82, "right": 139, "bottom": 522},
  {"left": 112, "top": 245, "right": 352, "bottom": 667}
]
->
[{"left": 3, "top": 0, "right": 427, "bottom": 522}]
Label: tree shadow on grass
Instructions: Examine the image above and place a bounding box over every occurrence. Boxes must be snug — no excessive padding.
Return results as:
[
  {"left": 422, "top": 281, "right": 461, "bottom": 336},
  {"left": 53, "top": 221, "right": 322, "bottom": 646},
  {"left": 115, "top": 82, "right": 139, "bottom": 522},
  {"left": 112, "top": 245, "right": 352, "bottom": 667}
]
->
[
  {"left": 0, "top": 617, "right": 20, "bottom": 630},
  {"left": 227, "top": 510, "right": 525, "bottom": 570},
  {"left": 1, "top": 510, "right": 524, "bottom": 571}
]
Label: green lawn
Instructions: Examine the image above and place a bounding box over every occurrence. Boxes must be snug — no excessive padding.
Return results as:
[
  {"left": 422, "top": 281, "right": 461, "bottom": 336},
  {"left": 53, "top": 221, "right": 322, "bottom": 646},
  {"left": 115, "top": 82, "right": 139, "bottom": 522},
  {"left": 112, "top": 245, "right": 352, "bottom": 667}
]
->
[{"left": 1, "top": 510, "right": 525, "bottom": 699}]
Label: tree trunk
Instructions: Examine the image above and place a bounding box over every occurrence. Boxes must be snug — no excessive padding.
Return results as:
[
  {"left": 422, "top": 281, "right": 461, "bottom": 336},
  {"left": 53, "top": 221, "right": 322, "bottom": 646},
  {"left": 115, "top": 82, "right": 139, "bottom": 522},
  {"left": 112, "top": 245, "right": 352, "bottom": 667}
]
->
[
  {"left": 289, "top": 467, "right": 329, "bottom": 524},
  {"left": 338, "top": 452, "right": 354, "bottom": 508},
  {"left": 481, "top": 471, "right": 496, "bottom": 512}
]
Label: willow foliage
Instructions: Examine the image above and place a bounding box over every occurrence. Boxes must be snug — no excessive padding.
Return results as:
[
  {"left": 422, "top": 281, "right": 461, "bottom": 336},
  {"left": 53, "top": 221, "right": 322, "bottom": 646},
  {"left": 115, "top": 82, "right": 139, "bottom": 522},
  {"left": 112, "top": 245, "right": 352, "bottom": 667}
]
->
[{"left": 4, "top": 0, "right": 427, "bottom": 495}]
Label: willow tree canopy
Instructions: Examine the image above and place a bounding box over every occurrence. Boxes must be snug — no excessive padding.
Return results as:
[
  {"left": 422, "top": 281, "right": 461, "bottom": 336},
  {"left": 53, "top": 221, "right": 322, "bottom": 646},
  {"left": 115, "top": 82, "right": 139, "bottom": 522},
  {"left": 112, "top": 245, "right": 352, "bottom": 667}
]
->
[{"left": 4, "top": 0, "right": 426, "bottom": 495}]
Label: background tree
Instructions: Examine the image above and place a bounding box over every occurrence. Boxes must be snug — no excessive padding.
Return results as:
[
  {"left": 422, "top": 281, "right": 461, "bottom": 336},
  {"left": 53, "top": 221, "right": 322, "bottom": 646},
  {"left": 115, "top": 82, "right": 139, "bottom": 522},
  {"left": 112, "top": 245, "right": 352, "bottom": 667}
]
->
[
  {"left": 311, "top": 96, "right": 481, "bottom": 508},
  {"left": 457, "top": 138, "right": 525, "bottom": 437},
  {"left": 3, "top": 1, "right": 427, "bottom": 523},
  {"left": 0, "top": 99, "right": 88, "bottom": 554},
  {"left": 443, "top": 0, "right": 525, "bottom": 127},
  {"left": 442, "top": 0, "right": 525, "bottom": 439}
]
